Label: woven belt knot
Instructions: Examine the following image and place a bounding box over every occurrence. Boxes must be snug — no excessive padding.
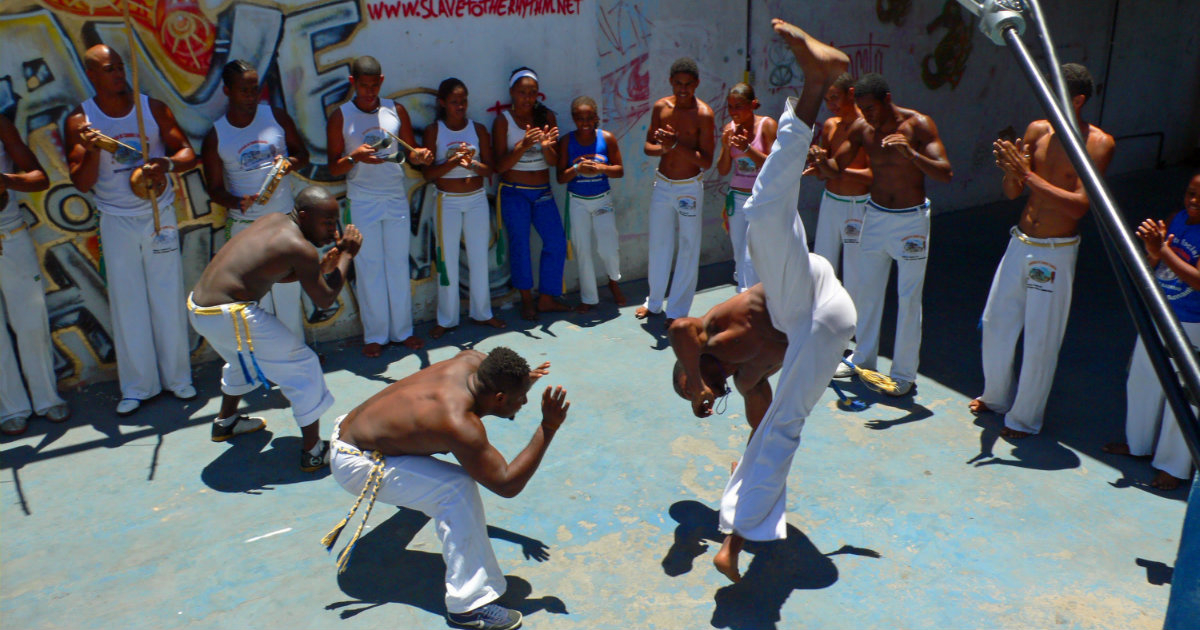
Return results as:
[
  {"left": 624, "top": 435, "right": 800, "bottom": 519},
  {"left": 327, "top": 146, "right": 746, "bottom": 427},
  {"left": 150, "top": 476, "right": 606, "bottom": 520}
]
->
[{"left": 321, "top": 450, "right": 385, "bottom": 574}]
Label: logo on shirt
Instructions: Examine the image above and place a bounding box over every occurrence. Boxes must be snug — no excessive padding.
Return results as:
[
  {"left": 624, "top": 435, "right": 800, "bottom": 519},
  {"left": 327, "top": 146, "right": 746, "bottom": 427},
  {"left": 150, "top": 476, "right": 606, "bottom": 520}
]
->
[
  {"left": 112, "top": 134, "right": 142, "bottom": 167},
  {"left": 735, "top": 156, "right": 757, "bottom": 175},
  {"left": 238, "top": 140, "right": 278, "bottom": 171},
  {"left": 445, "top": 141, "right": 477, "bottom": 162},
  {"left": 1159, "top": 238, "right": 1200, "bottom": 302}
]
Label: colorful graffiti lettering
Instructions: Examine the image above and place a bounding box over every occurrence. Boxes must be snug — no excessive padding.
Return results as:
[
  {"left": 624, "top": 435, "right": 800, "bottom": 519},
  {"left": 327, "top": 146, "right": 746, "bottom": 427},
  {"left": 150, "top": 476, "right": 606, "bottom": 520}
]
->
[
  {"left": 595, "top": 0, "right": 651, "bottom": 140},
  {"left": 367, "top": 0, "right": 583, "bottom": 20},
  {"left": 922, "top": 0, "right": 975, "bottom": 90}
]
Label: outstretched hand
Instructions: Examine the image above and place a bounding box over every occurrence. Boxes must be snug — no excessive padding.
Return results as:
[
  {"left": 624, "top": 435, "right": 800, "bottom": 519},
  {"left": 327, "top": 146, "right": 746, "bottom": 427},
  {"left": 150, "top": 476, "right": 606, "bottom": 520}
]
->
[
  {"left": 338, "top": 224, "right": 363, "bottom": 257},
  {"left": 1136, "top": 218, "right": 1170, "bottom": 256},
  {"left": 529, "top": 361, "right": 551, "bottom": 382},
  {"left": 993, "top": 138, "right": 1031, "bottom": 180},
  {"left": 541, "top": 385, "right": 569, "bottom": 431}
]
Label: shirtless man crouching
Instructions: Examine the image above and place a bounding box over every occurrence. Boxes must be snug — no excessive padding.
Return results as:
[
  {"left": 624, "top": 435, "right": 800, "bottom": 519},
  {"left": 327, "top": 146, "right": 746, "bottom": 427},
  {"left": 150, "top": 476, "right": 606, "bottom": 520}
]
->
[
  {"left": 190, "top": 186, "right": 361, "bottom": 471},
  {"left": 328, "top": 347, "right": 568, "bottom": 630}
]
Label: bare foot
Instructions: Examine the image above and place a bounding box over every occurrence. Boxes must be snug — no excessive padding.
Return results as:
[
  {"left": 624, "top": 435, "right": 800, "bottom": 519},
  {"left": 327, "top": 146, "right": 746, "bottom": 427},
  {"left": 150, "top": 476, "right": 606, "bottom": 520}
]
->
[
  {"left": 609, "top": 280, "right": 627, "bottom": 306},
  {"left": 520, "top": 298, "right": 538, "bottom": 321},
  {"left": 400, "top": 336, "right": 424, "bottom": 350},
  {"left": 575, "top": 302, "right": 595, "bottom": 313},
  {"left": 771, "top": 18, "right": 849, "bottom": 86},
  {"left": 1103, "top": 442, "right": 1132, "bottom": 455},
  {"left": 471, "top": 317, "right": 507, "bottom": 329},
  {"left": 430, "top": 325, "right": 454, "bottom": 339},
  {"left": 537, "top": 294, "right": 572, "bottom": 313},
  {"left": 634, "top": 305, "right": 655, "bottom": 319},
  {"left": 968, "top": 398, "right": 991, "bottom": 414},
  {"left": 362, "top": 342, "right": 383, "bottom": 358},
  {"left": 1000, "top": 427, "right": 1031, "bottom": 439},
  {"left": 713, "top": 534, "right": 744, "bottom": 583},
  {"left": 1151, "top": 470, "right": 1186, "bottom": 490}
]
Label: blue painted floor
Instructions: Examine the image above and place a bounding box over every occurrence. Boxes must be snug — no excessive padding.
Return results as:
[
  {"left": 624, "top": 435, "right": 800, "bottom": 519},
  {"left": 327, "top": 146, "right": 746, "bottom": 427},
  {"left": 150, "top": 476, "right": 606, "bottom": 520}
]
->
[{"left": 3, "top": 166, "right": 1195, "bottom": 629}]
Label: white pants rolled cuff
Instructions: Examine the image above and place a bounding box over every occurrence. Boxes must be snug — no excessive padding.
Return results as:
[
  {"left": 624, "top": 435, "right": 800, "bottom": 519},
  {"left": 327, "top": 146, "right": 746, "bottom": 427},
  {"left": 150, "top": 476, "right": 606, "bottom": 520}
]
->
[
  {"left": 188, "top": 295, "right": 333, "bottom": 428},
  {"left": 435, "top": 190, "right": 494, "bottom": 328},
  {"left": 568, "top": 191, "right": 621, "bottom": 305},
  {"left": 100, "top": 210, "right": 192, "bottom": 400},
  {"left": 1124, "top": 327, "right": 1200, "bottom": 480},
  {"left": 0, "top": 227, "right": 66, "bottom": 420},
  {"left": 978, "top": 227, "right": 1079, "bottom": 434},
  {"left": 850, "top": 199, "right": 931, "bottom": 382},
  {"left": 351, "top": 204, "right": 414, "bottom": 344},
  {"left": 720, "top": 99, "right": 857, "bottom": 540},
  {"left": 330, "top": 417, "right": 507, "bottom": 614},
  {"left": 643, "top": 172, "right": 703, "bottom": 319}
]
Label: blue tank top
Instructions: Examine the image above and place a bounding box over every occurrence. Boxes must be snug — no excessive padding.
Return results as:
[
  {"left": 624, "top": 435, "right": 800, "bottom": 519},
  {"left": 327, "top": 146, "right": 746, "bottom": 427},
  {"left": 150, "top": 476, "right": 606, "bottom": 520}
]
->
[
  {"left": 566, "top": 130, "right": 610, "bottom": 196},
  {"left": 1157, "top": 210, "right": 1200, "bottom": 322}
]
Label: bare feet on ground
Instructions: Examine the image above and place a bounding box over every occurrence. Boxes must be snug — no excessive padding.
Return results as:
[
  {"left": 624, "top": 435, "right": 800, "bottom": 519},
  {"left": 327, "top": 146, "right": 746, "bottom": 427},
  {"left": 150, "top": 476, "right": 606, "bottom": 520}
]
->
[
  {"left": 1151, "top": 470, "right": 1186, "bottom": 490},
  {"left": 520, "top": 297, "right": 538, "bottom": 321},
  {"left": 575, "top": 302, "right": 594, "bottom": 313},
  {"left": 401, "top": 336, "right": 424, "bottom": 350},
  {"left": 537, "top": 294, "right": 572, "bottom": 313},
  {"left": 634, "top": 305, "right": 655, "bottom": 319},
  {"left": 362, "top": 342, "right": 383, "bottom": 358},
  {"left": 472, "top": 317, "right": 507, "bottom": 329},
  {"left": 713, "top": 535, "right": 744, "bottom": 583},
  {"left": 771, "top": 18, "right": 849, "bottom": 85},
  {"left": 1000, "top": 427, "right": 1031, "bottom": 439},
  {"left": 968, "top": 398, "right": 990, "bottom": 414},
  {"left": 430, "top": 325, "right": 454, "bottom": 339},
  {"left": 609, "top": 280, "right": 627, "bottom": 306}
]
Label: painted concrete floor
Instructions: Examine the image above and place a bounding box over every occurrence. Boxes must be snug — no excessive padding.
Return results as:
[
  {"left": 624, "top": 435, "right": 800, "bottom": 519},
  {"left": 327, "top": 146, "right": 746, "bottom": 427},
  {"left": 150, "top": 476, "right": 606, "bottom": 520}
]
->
[{"left": 3, "top": 166, "right": 1196, "bottom": 629}]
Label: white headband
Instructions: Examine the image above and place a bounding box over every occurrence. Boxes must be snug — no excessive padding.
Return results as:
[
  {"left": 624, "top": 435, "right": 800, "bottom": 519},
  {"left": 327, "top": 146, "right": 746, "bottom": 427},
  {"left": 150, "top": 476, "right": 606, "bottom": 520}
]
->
[{"left": 509, "top": 69, "right": 538, "bottom": 88}]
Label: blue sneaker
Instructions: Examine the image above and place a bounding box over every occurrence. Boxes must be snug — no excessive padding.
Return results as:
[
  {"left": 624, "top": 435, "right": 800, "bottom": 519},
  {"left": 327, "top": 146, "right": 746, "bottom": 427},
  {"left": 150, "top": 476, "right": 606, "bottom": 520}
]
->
[{"left": 446, "top": 603, "right": 522, "bottom": 630}]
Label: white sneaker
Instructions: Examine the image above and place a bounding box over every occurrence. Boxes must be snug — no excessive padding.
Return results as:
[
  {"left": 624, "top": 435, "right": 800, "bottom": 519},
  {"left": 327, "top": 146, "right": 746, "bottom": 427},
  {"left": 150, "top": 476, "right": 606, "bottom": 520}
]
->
[
  {"left": 885, "top": 379, "right": 914, "bottom": 397},
  {"left": 116, "top": 398, "right": 141, "bottom": 416},
  {"left": 173, "top": 385, "right": 197, "bottom": 400},
  {"left": 45, "top": 404, "right": 70, "bottom": 423},
  {"left": 832, "top": 362, "right": 854, "bottom": 379}
]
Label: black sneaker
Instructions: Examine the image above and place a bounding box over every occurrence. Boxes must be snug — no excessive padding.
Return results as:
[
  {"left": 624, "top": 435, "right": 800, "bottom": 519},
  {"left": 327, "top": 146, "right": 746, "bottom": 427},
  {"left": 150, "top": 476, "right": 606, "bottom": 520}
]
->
[
  {"left": 300, "top": 440, "right": 331, "bottom": 472},
  {"left": 446, "top": 603, "right": 522, "bottom": 630},
  {"left": 211, "top": 415, "right": 266, "bottom": 442}
]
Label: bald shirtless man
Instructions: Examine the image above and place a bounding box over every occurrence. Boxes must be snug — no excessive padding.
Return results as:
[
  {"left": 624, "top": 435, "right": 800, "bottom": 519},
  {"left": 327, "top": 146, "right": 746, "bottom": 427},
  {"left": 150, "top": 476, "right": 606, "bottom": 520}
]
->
[
  {"left": 65, "top": 45, "right": 198, "bottom": 416},
  {"left": 825, "top": 73, "right": 954, "bottom": 396},
  {"left": 669, "top": 284, "right": 786, "bottom": 433},
  {"left": 189, "top": 186, "right": 361, "bottom": 471},
  {"left": 327, "top": 347, "right": 568, "bottom": 630},
  {"left": 673, "top": 19, "right": 855, "bottom": 584},
  {"left": 636, "top": 58, "right": 716, "bottom": 323},
  {"left": 971, "top": 63, "right": 1115, "bottom": 438},
  {"left": 806, "top": 73, "right": 872, "bottom": 298}
]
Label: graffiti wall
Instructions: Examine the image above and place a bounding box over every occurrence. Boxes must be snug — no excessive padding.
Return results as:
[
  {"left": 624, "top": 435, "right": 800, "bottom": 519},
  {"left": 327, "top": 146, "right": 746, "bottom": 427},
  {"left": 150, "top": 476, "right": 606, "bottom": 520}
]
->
[{"left": 2, "top": 0, "right": 1199, "bottom": 389}]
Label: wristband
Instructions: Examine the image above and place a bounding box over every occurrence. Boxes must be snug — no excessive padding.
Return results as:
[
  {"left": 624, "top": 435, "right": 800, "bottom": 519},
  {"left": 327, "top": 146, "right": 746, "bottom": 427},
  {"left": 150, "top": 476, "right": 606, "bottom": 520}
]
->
[
  {"left": 166, "top": 159, "right": 175, "bottom": 173},
  {"left": 347, "top": 155, "right": 356, "bottom": 164},
  {"left": 1022, "top": 170, "right": 1033, "bottom": 183}
]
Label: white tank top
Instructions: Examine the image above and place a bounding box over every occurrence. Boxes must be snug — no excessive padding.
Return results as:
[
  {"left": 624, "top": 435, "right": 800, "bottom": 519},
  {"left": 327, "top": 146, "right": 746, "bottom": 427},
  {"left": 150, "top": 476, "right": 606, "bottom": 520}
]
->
[
  {"left": 340, "top": 100, "right": 406, "bottom": 200},
  {"left": 213, "top": 104, "right": 293, "bottom": 218},
  {"left": 80, "top": 95, "right": 175, "bottom": 216},
  {"left": 0, "top": 136, "right": 21, "bottom": 231},
  {"left": 501, "top": 110, "right": 549, "bottom": 171},
  {"left": 435, "top": 119, "right": 480, "bottom": 180}
]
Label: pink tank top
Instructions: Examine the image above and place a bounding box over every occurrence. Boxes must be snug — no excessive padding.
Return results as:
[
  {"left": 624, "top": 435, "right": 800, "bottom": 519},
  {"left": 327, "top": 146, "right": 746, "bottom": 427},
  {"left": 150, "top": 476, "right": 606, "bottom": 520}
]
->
[{"left": 728, "top": 116, "right": 768, "bottom": 191}]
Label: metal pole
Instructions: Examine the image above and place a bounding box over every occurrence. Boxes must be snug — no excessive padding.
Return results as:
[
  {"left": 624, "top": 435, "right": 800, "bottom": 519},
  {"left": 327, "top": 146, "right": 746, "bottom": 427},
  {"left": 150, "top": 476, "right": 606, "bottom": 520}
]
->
[
  {"left": 1002, "top": 26, "right": 1200, "bottom": 468},
  {"left": 1024, "top": 0, "right": 1076, "bottom": 128}
]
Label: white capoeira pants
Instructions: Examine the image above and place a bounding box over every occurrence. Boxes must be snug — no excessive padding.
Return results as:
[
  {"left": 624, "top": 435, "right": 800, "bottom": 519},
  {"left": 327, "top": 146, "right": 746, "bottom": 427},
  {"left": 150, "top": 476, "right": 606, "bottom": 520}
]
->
[
  {"left": 228, "top": 213, "right": 304, "bottom": 339},
  {"left": 850, "top": 199, "right": 931, "bottom": 383},
  {"left": 435, "top": 189, "right": 494, "bottom": 328},
  {"left": 978, "top": 228, "right": 1079, "bottom": 434},
  {"left": 100, "top": 209, "right": 192, "bottom": 400},
  {"left": 0, "top": 226, "right": 66, "bottom": 421},
  {"left": 351, "top": 201, "right": 414, "bottom": 344},
  {"left": 1124, "top": 327, "right": 1199, "bottom": 480},
  {"left": 813, "top": 190, "right": 868, "bottom": 300},
  {"left": 331, "top": 417, "right": 506, "bottom": 614},
  {"left": 720, "top": 99, "right": 857, "bottom": 541},
  {"left": 188, "top": 295, "right": 332, "bottom": 427},
  {"left": 567, "top": 190, "right": 621, "bottom": 305},
  {"left": 725, "top": 189, "right": 759, "bottom": 293},
  {"left": 644, "top": 172, "right": 703, "bottom": 319}
]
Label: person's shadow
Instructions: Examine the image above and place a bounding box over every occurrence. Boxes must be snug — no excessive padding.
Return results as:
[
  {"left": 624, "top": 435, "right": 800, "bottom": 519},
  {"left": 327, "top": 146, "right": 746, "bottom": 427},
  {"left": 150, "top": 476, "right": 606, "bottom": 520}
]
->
[
  {"left": 662, "top": 500, "right": 880, "bottom": 630},
  {"left": 966, "top": 415, "right": 1080, "bottom": 471},
  {"left": 327, "top": 508, "right": 567, "bottom": 621},
  {"left": 200, "top": 432, "right": 330, "bottom": 492}
]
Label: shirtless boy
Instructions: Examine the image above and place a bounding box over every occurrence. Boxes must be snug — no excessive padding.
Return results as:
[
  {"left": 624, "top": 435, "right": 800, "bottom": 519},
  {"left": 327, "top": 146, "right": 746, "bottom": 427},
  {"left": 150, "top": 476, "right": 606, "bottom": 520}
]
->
[
  {"left": 971, "top": 63, "right": 1115, "bottom": 438},
  {"left": 636, "top": 58, "right": 715, "bottom": 323}
]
